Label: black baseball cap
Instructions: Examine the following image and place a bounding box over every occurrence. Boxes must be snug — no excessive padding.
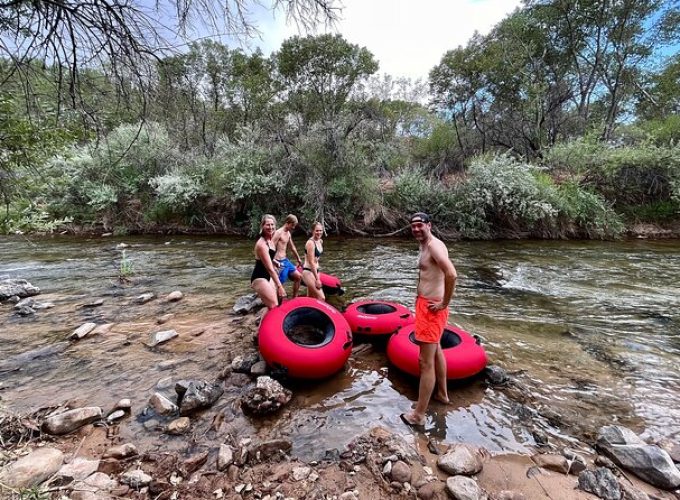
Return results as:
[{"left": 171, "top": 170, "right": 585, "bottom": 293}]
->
[{"left": 410, "top": 212, "right": 431, "bottom": 223}]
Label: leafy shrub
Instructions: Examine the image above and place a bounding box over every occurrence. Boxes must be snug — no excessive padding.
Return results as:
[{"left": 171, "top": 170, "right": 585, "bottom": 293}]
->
[{"left": 454, "top": 154, "right": 558, "bottom": 237}]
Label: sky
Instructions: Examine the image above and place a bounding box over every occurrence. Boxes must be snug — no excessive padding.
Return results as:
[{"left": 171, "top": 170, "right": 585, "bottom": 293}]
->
[{"left": 238, "top": 0, "right": 524, "bottom": 81}]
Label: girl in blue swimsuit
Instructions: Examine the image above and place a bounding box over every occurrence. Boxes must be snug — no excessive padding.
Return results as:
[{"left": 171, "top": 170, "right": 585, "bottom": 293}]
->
[
  {"left": 251, "top": 214, "right": 286, "bottom": 309},
  {"left": 302, "top": 221, "right": 325, "bottom": 300}
]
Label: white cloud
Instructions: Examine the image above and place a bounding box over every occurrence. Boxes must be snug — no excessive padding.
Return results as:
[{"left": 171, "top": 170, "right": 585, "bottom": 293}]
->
[{"left": 257, "top": 0, "right": 523, "bottom": 80}]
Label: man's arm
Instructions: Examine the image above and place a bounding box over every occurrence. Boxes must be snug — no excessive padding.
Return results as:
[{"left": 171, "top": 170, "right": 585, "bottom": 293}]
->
[
  {"left": 430, "top": 240, "right": 457, "bottom": 310},
  {"left": 288, "top": 237, "right": 302, "bottom": 264}
]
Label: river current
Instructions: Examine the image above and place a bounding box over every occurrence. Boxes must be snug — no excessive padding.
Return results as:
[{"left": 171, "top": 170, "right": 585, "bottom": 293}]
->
[{"left": 1, "top": 235, "right": 679, "bottom": 459}]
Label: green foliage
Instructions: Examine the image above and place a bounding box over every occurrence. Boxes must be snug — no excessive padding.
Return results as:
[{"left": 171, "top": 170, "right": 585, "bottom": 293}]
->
[
  {"left": 18, "top": 486, "right": 48, "bottom": 500},
  {"left": 118, "top": 249, "right": 134, "bottom": 280},
  {"left": 546, "top": 140, "right": 680, "bottom": 207},
  {"left": 638, "top": 115, "right": 680, "bottom": 146}
]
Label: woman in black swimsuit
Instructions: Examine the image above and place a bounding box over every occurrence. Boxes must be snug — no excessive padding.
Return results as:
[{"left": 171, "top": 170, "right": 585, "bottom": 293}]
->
[
  {"left": 302, "top": 221, "right": 325, "bottom": 300},
  {"left": 251, "top": 214, "right": 286, "bottom": 309}
]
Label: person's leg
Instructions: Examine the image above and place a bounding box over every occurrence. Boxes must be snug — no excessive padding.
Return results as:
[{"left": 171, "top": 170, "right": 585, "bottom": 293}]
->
[
  {"left": 303, "top": 271, "right": 324, "bottom": 299},
  {"left": 251, "top": 278, "right": 277, "bottom": 309},
  {"left": 433, "top": 344, "right": 449, "bottom": 404},
  {"left": 402, "top": 342, "right": 437, "bottom": 425},
  {"left": 290, "top": 269, "right": 302, "bottom": 298}
]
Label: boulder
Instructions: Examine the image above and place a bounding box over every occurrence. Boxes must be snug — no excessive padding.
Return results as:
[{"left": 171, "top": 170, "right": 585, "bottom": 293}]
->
[
  {"left": 578, "top": 467, "right": 621, "bottom": 500},
  {"left": 177, "top": 380, "right": 224, "bottom": 415},
  {"left": 485, "top": 365, "right": 509, "bottom": 386},
  {"left": 42, "top": 407, "right": 102, "bottom": 435},
  {"left": 437, "top": 444, "right": 484, "bottom": 476},
  {"left": 231, "top": 352, "right": 261, "bottom": 373},
  {"left": 57, "top": 457, "right": 100, "bottom": 481},
  {"left": 597, "top": 425, "right": 680, "bottom": 489},
  {"left": 15, "top": 305, "right": 35, "bottom": 316},
  {"left": 233, "top": 293, "right": 263, "bottom": 314},
  {"left": 390, "top": 460, "right": 412, "bottom": 483},
  {"left": 0, "top": 279, "right": 40, "bottom": 301},
  {"left": 0, "top": 447, "right": 64, "bottom": 488},
  {"left": 166, "top": 291, "right": 183, "bottom": 302},
  {"left": 241, "top": 376, "right": 292, "bottom": 415},
  {"left": 445, "top": 475, "right": 487, "bottom": 500},
  {"left": 149, "top": 393, "right": 178, "bottom": 416}
]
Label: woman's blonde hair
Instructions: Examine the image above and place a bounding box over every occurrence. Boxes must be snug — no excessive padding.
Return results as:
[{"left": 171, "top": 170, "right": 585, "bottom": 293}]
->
[
  {"left": 259, "top": 214, "right": 276, "bottom": 236},
  {"left": 310, "top": 221, "right": 323, "bottom": 235}
]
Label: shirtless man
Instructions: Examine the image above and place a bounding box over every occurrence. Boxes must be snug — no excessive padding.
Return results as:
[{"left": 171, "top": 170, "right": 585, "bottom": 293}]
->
[
  {"left": 272, "top": 214, "right": 303, "bottom": 298},
  {"left": 402, "top": 212, "right": 457, "bottom": 427}
]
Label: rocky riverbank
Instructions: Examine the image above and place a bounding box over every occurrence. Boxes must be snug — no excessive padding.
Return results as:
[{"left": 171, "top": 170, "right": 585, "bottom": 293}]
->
[{"left": 1, "top": 279, "right": 679, "bottom": 499}]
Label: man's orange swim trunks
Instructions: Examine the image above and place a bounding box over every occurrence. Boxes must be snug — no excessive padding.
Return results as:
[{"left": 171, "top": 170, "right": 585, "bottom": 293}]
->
[{"left": 414, "top": 295, "right": 449, "bottom": 343}]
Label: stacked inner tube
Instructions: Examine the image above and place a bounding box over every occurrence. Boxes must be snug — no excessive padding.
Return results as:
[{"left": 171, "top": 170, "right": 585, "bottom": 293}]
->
[
  {"left": 297, "top": 267, "right": 344, "bottom": 296},
  {"left": 343, "top": 300, "right": 414, "bottom": 336},
  {"left": 258, "top": 297, "right": 352, "bottom": 379},
  {"left": 387, "top": 324, "right": 487, "bottom": 379}
]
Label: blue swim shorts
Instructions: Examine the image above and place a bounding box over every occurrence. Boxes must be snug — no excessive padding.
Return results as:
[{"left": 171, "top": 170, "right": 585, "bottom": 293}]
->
[{"left": 277, "top": 258, "right": 298, "bottom": 283}]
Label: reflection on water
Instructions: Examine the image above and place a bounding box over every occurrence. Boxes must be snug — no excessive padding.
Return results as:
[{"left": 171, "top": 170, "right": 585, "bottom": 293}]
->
[{"left": 1, "top": 235, "right": 679, "bottom": 459}]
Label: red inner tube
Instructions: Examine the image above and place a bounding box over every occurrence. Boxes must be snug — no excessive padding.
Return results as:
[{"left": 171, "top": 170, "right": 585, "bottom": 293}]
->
[
  {"left": 296, "top": 267, "right": 344, "bottom": 295},
  {"left": 343, "top": 300, "right": 415, "bottom": 335},
  {"left": 386, "top": 324, "right": 487, "bottom": 379},
  {"left": 258, "top": 297, "right": 352, "bottom": 379}
]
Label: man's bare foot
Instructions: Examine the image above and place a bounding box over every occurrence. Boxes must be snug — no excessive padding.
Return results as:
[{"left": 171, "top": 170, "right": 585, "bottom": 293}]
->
[
  {"left": 400, "top": 412, "right": 426, "bottom": 427},
  {"left": 433, "top": 393, "right": 450, "bottom": 404}
]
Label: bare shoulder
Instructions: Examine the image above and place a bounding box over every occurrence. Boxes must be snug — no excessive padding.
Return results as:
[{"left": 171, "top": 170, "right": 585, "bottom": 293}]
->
[{"left": 428, "top": 237, "right": 449, "bottom": 256}]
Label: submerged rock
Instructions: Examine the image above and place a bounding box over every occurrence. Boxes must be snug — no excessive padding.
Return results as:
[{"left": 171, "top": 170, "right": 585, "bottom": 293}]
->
[
  {"left": 42, "top": 407, "right": 103, "bottom": 435},
  {"left": 149, "top": 393, "right": 178, "bottom": 416},
  {"left": 178, "top": 380, "right": 224, "bottom": 415},
  {"left": 0, "top": 279, "right": 40, "bottom": 301}
]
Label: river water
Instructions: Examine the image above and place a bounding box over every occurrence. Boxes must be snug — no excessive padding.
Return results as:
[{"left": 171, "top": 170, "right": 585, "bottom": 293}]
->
[{"left": 1, "top": 235, "right": 679, "bottom": 460}]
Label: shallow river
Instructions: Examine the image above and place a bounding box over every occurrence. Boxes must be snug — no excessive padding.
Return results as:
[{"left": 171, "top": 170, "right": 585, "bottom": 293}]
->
[{"left": 1, "top": 235, "right": 679, "bottom": 460}]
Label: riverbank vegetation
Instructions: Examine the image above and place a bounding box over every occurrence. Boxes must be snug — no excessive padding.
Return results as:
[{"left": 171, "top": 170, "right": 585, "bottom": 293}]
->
[{"left": 1, "top": 0, "right": 679, "bottom": 239}]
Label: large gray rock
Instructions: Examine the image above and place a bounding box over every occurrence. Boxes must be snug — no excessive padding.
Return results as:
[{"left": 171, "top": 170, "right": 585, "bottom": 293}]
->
[
  {"left": 233, "top": 293, "right": 263, "bottom": 314},
  {"left": 177, "top": 380, "right": 224, "bottom": 415},
  {"left": 0, "top": 279, "right": 40, "bottom": 301},
  {"left": 445, "top": 475, "right": 487, "bottom": 500},
  {"left": 597, "top": 425, "right": 680, "bottom": 489},
  {"left": 42, "top": 407, "right": 102, "bottom": 435},
  {"left": 437, "top": 444, "right": 484, "bottom": 476},
  {"left": 149, "top": 392, "right": 178, "bottom": 416},
  {"left": 0, "top": 447, "right": 64, "bottom": 488},
  {"left": 231, "top": 352, "right": 261, "bottom": 373},
  {"left": 241, "top": 376, "right": 292, "bottom": 415},
  {"left": 57, "top": 457, "right": 100, "bottom": 481},
  {"left": 121, "top": 469, "right": 152, "bottom": 488},
  {"left": 578, "top": 467, "right": 621, "bottom": 500}
]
